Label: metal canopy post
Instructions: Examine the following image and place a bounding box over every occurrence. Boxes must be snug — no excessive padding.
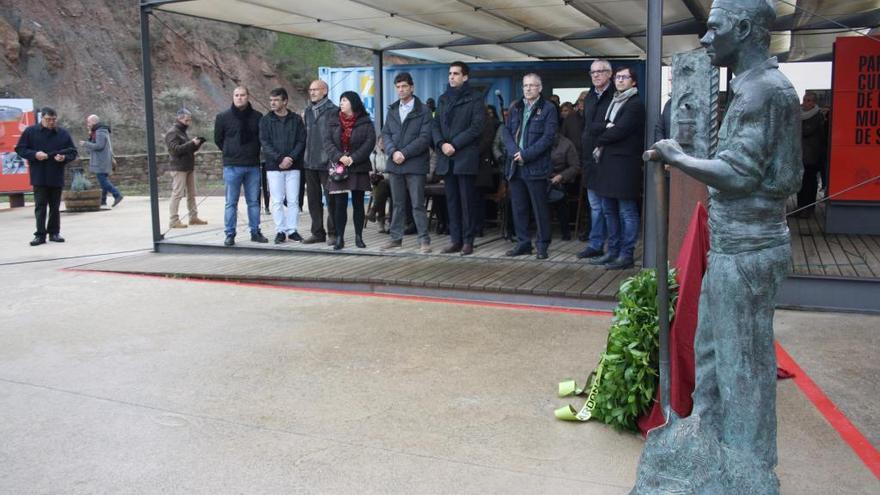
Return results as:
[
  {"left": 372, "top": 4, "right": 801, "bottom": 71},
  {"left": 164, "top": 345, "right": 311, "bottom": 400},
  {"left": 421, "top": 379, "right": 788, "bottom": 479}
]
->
[
  {"left": 140, "top": 3, "right": 163, "bottom": 245},
  {"left": 643, "top": 0, "right": 664, "bottom": 269},
  {"left": 372, "top": 50, "right": 384, "bottom": 130}
]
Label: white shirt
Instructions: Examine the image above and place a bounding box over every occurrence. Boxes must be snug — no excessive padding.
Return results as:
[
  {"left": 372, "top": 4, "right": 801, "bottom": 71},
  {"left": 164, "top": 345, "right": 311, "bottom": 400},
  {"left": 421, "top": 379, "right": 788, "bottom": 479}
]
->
[{"left": 398, "top": 98, "right": 414, "bottom": 122}]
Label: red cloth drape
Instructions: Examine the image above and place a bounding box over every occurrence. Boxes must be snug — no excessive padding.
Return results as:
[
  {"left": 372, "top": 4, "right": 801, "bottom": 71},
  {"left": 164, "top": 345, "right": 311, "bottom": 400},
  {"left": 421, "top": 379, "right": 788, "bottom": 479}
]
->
[{"left": 637, "top": 203, "right": 793, "bottom": 435}]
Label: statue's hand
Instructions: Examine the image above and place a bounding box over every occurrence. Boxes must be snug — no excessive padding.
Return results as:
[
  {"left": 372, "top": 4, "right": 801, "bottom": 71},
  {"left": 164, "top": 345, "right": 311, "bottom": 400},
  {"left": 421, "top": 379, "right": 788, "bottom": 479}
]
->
[{"left": 651, "top": 139, "right": 685, "bottom": 166}]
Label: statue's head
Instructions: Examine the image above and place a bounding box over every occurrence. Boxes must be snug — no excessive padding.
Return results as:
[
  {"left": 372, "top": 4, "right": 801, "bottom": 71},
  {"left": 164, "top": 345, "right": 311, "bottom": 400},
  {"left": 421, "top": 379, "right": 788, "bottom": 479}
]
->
[{"left": 701, "top": 0, "right": 775, "bottom": 67}]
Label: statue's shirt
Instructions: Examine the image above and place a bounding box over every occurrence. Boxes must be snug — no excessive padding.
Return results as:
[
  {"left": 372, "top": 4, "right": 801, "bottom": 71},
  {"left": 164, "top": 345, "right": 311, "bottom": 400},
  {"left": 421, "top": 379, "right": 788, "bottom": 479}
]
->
[{"left": 710, "top": 57, "right": 802, "bottom": 253}]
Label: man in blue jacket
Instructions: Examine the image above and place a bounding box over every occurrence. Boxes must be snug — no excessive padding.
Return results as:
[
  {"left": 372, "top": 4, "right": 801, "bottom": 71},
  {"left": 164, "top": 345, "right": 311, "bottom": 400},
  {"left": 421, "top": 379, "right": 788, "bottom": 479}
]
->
[
  {"left": 502, "top": 74, "right": 558, "bottom": 259},
  {"left": 380, "top": 72, "right": 433, "bottom": 253},
  {"left": 432, "top": 61, "right": 486, "bottom": 256},
  {"left": 15, "top": 107, "right": 77, "bottom": 246}
]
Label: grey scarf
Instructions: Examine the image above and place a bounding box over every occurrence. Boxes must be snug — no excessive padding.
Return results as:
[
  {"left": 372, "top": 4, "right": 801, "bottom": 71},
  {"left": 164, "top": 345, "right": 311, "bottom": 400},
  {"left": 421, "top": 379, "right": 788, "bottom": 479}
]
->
[
  {"left": 593, "top": 87, "right": 639, "bottom": 162},
  {"left": 801, "top": 106, "right": 820, "bottom": 121}
]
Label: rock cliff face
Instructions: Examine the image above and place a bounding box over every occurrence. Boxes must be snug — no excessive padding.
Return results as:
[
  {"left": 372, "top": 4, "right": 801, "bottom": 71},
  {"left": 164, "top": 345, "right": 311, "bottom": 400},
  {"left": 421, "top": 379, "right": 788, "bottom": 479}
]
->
[{"left": 0, "top": 0, "right": 372, "bottom": 153}]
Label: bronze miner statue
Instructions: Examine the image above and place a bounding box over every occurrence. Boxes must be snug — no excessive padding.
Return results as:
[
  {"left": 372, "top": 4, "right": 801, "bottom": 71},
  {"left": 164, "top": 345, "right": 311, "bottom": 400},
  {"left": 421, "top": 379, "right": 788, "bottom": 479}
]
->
[{"left": 631, "top": 0, "right": 802, "bottom": 493}]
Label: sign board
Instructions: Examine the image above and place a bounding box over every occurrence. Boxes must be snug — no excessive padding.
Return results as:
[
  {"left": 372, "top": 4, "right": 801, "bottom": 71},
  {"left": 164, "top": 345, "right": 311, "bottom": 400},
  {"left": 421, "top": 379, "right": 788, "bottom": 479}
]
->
[
  {"left": 828, "top": 37, "right": 880, "bottom": 202},
  {"left": 0, "top": 99, "right": 36, "bottom": 193}
]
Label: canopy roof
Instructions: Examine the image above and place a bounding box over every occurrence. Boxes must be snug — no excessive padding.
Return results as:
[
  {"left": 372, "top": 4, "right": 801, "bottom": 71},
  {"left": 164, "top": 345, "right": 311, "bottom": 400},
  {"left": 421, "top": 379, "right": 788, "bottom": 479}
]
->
[{"left": 145, "top": 0, "right": 879, "bottom": 63}]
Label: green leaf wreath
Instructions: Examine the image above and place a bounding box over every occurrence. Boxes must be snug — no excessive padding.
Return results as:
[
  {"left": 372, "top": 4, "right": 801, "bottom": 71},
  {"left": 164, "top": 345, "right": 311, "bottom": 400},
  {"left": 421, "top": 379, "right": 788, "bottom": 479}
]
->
[{"left": 591, "top": 268, "right": 679, "bottom": 431}]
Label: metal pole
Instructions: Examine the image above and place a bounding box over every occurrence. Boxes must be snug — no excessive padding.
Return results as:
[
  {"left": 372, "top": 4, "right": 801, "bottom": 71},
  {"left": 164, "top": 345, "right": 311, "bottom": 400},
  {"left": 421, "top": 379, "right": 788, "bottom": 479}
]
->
[
  {"left": 645, "top": 0, "right": 671, "bottom": 417},
  {"left": 372, "top": 50, "right": 384, "bottom": 131},
  {"left": 140, "top": 5, "right": 163, "bottom": 245}
]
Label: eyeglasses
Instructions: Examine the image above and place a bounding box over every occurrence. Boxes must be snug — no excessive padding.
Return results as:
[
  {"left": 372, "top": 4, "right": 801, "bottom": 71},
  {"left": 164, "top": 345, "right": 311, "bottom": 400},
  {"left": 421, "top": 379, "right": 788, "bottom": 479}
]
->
[
  {"left": 590, "top": 70, "right": 611, "bottom": 76},
  {"left": 522, "top": 84, "right": 541, "bottom": 88},
  {"left": 615, "top": 74, "right": 632, "bottom": 81}
]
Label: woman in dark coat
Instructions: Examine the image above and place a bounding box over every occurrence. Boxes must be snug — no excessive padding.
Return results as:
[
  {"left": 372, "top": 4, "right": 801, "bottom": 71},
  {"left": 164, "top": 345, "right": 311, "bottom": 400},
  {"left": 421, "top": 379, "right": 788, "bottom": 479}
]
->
[
  {"left": 590, "top": 66, "right": 645, "bottom": 269},
  {"left": 323, "top": 91, "right": 377, "bottom": 250}
]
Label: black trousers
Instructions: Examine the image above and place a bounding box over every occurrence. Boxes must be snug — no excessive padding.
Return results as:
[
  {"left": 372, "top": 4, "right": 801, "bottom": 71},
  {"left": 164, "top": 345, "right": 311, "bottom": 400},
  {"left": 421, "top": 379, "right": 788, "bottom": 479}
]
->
[
  {"left": 332, "top": 191, "right": 365, "bottom": 241},
  {"left": 305, "top": 169, "right": 336, "bottom": 238},
  {"left": 797, "top": 165, "right": 821, "bottom": 211},
  {"left": 33, "top": 185, "right": 63, "bottom": 237}
]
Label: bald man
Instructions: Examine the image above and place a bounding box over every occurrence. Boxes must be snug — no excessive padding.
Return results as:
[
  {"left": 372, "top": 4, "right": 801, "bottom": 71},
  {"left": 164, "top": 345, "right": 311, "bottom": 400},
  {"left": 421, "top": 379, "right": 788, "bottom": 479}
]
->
[
  {"left": 302, "top": 79, "right": 340, "bottom": 245},
  {"left": 80, "top": 114, "right": 122, "bottom": 207}
]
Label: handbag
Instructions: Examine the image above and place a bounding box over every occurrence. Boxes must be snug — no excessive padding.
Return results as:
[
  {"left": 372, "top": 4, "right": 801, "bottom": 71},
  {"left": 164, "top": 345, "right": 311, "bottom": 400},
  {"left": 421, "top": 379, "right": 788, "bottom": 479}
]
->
[{"left": 328, "top": 160, "right": 350, "bottom": 183}]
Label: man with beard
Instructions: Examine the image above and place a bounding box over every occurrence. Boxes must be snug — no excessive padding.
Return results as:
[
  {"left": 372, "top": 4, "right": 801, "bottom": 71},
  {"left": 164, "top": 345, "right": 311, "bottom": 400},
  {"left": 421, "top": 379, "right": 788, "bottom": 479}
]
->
[
  {"left": 302, "top": 79, "right": 340, "bottom": 245},
  {"left": 214, "top": 86, "right": 267, "bottom": 246},
  {"left": 432, "top": 61, "right": 486, "bottom": 256}
]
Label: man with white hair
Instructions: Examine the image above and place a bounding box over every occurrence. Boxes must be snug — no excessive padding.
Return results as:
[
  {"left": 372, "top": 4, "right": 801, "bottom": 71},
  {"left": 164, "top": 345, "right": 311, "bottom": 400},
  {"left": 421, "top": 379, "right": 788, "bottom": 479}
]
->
[
  {"left": 79, "top": 114, "right": 122, "bottom": 207},
  {"left": 164, "top": 109, "right": 206, "bottom": 229}
]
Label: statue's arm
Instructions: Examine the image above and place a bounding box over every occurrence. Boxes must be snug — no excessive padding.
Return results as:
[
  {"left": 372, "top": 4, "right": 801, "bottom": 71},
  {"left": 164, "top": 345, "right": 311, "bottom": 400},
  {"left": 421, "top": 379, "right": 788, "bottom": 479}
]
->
[{"left": 653, "top": 139, "right": 762, "bottom": 194}]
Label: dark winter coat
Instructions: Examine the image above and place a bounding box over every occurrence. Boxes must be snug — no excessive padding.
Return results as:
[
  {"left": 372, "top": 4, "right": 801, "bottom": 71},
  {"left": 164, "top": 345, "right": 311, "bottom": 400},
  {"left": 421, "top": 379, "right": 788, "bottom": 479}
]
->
[
  {"left": 593, "top": 94, "right": 645, "bottom": 200},
  {"left": 323, "top": 112, "right": 377, "bottom": 174},
  {"left": 502, "top": 98, "right": 558, "bottom": 181},
  {"left": 432, "top": 84, "right": 486, "bottom": 176},
  {"left": 15, "top": 124, "right": 77, "bottom": 187},
  {"left": 381, "top": 96, "right": 433, "bottom": 175},
  {"left": 213, "top": 104, "right": 263, "bottom": 166},
  {"left": 801, "top": 112, "right": 827, "bottom": 170},
  {"left": 551, "top": 134, "right": 580, "bottom": 184},
  {"left": 559, "top": 109, "right": 584, "bottom": 158},
  {"left": 304, "top": 97, "right": 339, "bottom": 170},
  {"left": 259, "top": 110, "right": 307, "bottom": 172},
  {"left": 164, "top": 122, "right": 199, "bottom": 172},
  {"left": 581, "top": 86, "right": 614, "bottom": 188}
]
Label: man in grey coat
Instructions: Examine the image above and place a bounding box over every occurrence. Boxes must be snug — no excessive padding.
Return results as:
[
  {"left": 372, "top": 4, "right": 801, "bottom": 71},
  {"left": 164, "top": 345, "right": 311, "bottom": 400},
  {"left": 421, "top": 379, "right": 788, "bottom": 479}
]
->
[
  {"left": 380, "top": 72, "right": 433, "bottom": 253},
  {"left": 79, "top": 114, "right": 122, "bottom": 207},
  {"left": 302, "top": 79, "right": 340, "bottom": 245}
]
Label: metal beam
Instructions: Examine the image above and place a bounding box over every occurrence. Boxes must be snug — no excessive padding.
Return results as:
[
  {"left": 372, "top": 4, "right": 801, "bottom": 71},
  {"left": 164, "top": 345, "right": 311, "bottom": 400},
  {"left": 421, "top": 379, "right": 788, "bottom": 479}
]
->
[
  {"left": 372, "top": 50, "right": 383, "bottom": 131},
  {"left": 643, "top": 0, "right": 663, "bottom": 269},
  {"left": 140, "top": 5, "right": 163, "bottom": 245}
]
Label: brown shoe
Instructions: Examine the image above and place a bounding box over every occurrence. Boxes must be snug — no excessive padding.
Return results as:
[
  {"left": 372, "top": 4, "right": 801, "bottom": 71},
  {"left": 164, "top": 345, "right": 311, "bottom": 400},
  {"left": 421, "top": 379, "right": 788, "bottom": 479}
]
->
[
  {"left": 327, "top": 235, "right": 337, "bottom": 246},
  {"left": 419, "top": 242, "right": 432, "bottom": 254},
  {"left": 381, "top": 239, "right": 402, "bottom": 251},
  {"left": 169, "top": 221, "right": 188, "bottom": 229},
  {"left": 440, "top": 244, "right": 462, "bottom": 254},
  {"left": 302, "top": 235, "right": 325, "bottom": 244},
  {"left": 189, "top": 217, "right": 208, "bottom": 225},
  {"left": 460, "top": 243, "right": 474, "bottom": 256}
]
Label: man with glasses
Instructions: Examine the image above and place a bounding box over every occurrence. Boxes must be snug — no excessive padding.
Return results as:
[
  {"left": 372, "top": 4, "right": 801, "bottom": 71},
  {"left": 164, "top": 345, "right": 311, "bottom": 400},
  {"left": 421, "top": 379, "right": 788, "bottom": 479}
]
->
[
  {"left": 302, "top": 79, "right": 340, "bottom": 245},
  {"left": 577, "top": 59, "right": 614, "bottom": 260},
  {"left": 15, "top": 107, "right": 77, "bottom": 246},
  {"left": 501, "top": 73, "right": 558, "bottom": 259}
]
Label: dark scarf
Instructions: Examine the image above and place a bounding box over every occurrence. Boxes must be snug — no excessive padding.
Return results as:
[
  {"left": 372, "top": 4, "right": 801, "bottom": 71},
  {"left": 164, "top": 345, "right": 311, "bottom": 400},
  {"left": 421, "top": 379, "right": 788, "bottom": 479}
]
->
[
  {"left": 339, "top": 111, "right": 358, "bottom": 153},
  {"left": 175, "top": 121, "right": 189, "bottom": 133},
  {"left": 442, "top": 81, "right": 469, "bottom": 127},
  {"left": 88, "top": 123, "right": 110, "bottom": 143},
  {"left": 231, "top": 102, "right": 257, "bottom": 145}
]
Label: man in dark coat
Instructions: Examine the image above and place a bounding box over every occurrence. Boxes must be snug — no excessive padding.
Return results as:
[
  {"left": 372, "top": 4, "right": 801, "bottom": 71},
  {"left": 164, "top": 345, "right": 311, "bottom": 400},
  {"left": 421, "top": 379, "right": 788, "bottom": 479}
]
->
[
  {"left": 432, "top": 61, "right": 486, "bottom": 255},
  {"left": 502, "top": 73, "right": 558, "bottom": 259},
  {"left": 214, "top": 86, "right": 266, "bottom": 246},
  {"left": 260, "top": 87, "right": 307, "bottom": 244},
  {"left": 380, "top": 72, "right": 433, "bottom": 253},
  {"left": 795, "top": 91, "right": 827, "bottom": 217},
  {"left": 577, "top": 59, "right": 615, "bottom": 260},
  {"left": 589, "top": 66, "right": 645, "bottom": 270},
  {"left": 302, "top": 79, "right": 340, "bottom": 245},
  {"left": 15, "top": 107, "right": 77, "bottom": 246}
]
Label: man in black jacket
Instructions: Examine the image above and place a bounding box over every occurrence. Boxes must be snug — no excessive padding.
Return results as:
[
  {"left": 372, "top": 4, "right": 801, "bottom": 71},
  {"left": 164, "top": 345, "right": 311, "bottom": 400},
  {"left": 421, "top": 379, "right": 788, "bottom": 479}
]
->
[
  {"left": 15, "top": 107, "right": 77, "bottom": 246},
  {"left": 380, "top": 72, "right": 433, "bottom": 253},
  {"left": 302, "top": 80, "right": 340, "bottom": 245},
  {"left": 260, "top": 87, "right": 307, "bottom": 244},
  {"left": 214, "top": 86, "right": 267, "bottom": 246},
  {"left": 577, "top": 59, "right": 614, "bottom": 260},
  {"left": 432, "top": 61, "right": 486, "bottom": 256}
]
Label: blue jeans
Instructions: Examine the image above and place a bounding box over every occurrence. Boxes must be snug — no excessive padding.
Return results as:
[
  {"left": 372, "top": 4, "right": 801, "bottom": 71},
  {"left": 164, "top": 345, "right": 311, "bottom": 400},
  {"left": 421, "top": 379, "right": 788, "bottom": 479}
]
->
[
  {"left": 586, "top": 188, "right": 606, "bottom": 250},
  {"left": 96, "top": 173, "right": 121, "bottom": 204},
  {"left": 601, "top": 197, "right": 640, "bottom": 260},
  {"left": 223, "top": 166, "right": 262, "bottom": 236}
]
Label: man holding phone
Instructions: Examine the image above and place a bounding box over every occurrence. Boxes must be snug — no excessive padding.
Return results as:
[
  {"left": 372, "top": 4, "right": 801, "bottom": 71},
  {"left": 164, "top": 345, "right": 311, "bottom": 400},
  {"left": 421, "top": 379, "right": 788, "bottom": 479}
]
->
[{"left": 164, "top": 108, "right": 206, "bottom": 229}]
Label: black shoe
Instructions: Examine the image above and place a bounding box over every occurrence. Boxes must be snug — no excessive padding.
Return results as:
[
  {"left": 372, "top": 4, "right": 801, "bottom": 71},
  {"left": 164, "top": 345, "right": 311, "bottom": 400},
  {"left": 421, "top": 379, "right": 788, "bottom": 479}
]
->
[
  {"left": 441, "top": 244, "right": 462, "bottom": 254},
  {"left": 536, "top": 251, "right": 549, "bottom": 260},
  {"left": 251, "top": 231, "right": 269, "bottom": 243},
  {"left": 302, "top": 235, "right": 325, "bottom": 244},
  {"left": 577, "top": 246, "right": 604, "bottom": 259},
  {"left": 327, "top": 236, "right": 337, "bottom": 246},
  {"left": 288, "top": 231, "right": 303, "bottom": 242},
  {"left": 355, "top": 235, "right": 366, "bottom": 249},
  {"left": 461, "top": 243, "right": 474, "bottom": 256},
  {"left": 112, "top": 195, "right": 124, "bottom": 207},
  {"left": 49, "top": 234, "right": 65, "bottom": 243},
  {"left": 561, "top": 233, "right": 571, "bottom": 241},
  {"left": 590, "top": 253, "right": 617, "bottom": 265},
  {"left": 224, "top": 235, "right": 235, "bottom": 247},
  {"left": 30, "top": 236, "right": 46, "bottom": 246},
  {"left": 505, "top": 245, "right": 533, "bottom": 257},
  {"left": 274, "top": 233, "right": 286, "bottom": 244},
  {"left": 333, "top": 238, "right": 345, "bottom": 250},
  {"left": 606, "top": 257, "right": 635, "bottom": 270}
]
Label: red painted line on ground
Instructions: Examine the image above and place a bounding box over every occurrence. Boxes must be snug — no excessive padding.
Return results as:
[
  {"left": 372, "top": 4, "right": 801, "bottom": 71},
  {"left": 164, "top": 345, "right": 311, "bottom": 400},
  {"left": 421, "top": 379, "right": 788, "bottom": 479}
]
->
[
  {"left": 776, "top": 342, "right": 880, "bottom": 479},
  {"left": 62, "top": 268, "right": 613, "bottom": 317}
]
